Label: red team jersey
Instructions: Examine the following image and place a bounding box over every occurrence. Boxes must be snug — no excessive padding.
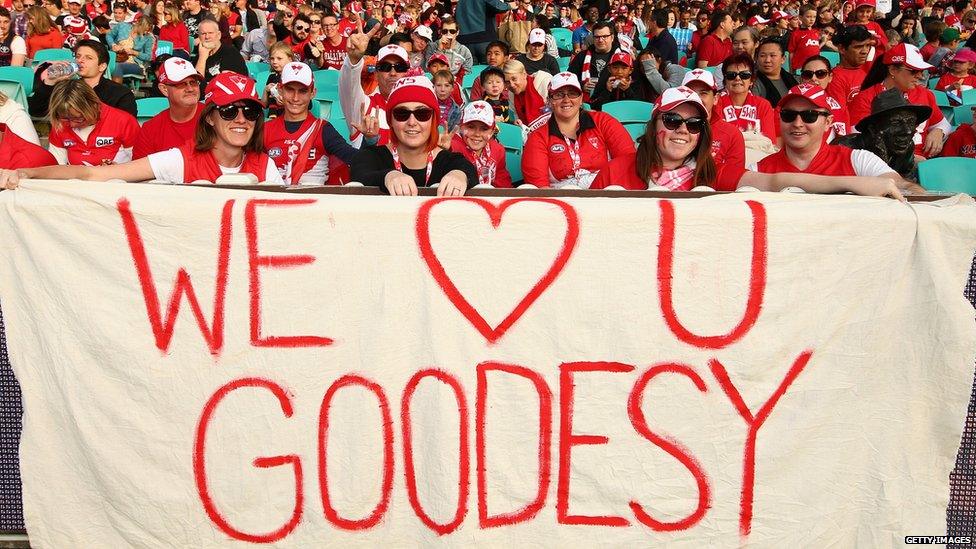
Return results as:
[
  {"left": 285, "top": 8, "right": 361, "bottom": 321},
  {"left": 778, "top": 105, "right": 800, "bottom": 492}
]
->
[
  {"left": 318, "top": 37, "right": 346, "bottom": 70},
  {"left": 942, "top": 124, "right": 976, "bottom": 158},
  {"left": 935, "top": 72, "right": 976, "bottom": 91},
  {"left": 713, "top": 92, "right": 778, "bottom": 141},
  {"left": 522, "top": 111, "right": 635, "bottom": 187},
  {"left": 0, "top": 130, "right": 57, "bottom": 169},
  {"left": 825, "top": 64, "right": 869, "bottom": 105},
  {"left": 48, "top": 103, "right": 139, "bottom": 166},
  {"left": 178, "top": 141, "right": 273, "bottom": 183},
  {"left": 264, "top": 115, "right": 347, "bottom": 185},
  {"left": 696, "top": 34, "right": 733, "bottom": 67},
  {"left": 788, "top": 28, "right": 822, "bottom": 71},
  {"left": 132, "top": 104, "right": 203, "bottom": 160}
]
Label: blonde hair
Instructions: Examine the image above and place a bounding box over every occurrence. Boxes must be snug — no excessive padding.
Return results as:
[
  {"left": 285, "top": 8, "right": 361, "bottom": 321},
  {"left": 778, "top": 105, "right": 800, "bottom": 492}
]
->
[
  {"left": 132, "top": 16, "right": 152, "bottom": 35},
  {"left": 49, "top": 79, "right": 101, "bottom": 127},
  {"left": 164, "top": 5, "right": 182, "bottom": 23},
  {"left": 502, "top": 59, "right": 526, "bottom": 75},
  {"left": 432, "top": 69, "right": 454, "bottom": 84},
  {"left": 26, "top": 5, "right": 52, "bottom": 35},
  {"left": 269, "top": 41, "right": 295, "bottom": 61}
]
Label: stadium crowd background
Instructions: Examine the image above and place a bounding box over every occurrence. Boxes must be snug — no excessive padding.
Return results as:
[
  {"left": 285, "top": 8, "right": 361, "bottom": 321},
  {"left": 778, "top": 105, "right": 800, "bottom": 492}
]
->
[{"left": 0, "top": 0, "right": 973, "bottom": 194}]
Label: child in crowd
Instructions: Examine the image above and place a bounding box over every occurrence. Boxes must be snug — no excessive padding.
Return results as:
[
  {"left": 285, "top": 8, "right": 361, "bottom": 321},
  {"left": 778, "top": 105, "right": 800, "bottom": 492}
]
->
[
  {"left": 936, "top": 47, "right": 976, "bottom": 91},
  {"left": 479, "top": 66, "right": 515, "bottom": 124},
  {"left": 432, "top": 69, "right": 462, "bottom": 131},
  {"left": 427, "top": 53, "right": 463, "bottom": 104},
  {"left": 265, "top": 41, "right": 293, "bottom": 119}
]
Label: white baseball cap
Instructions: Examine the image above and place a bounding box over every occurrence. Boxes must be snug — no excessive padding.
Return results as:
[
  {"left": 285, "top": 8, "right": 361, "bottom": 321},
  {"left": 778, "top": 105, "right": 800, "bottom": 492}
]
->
[
  {"left": 157, "top": 56, "right": 201, "bottom": 85},
  {"left": 461, "top": 100, "right": 496, "bottom": 127},
  {"left": 377, "top": 44, "right": 409, "bottom": 64},
  {"left": 413, "top": 24, "right": 433, "bottom": 41},
  {"left": 655, "top": 86, "right": 707, "bottom": 116},
  {"left": 529, "top": 28, "right": 546, "bottom": 45},
  {"left": 681, "top": 68, "right": 717, "bottom": 91},
  {"left": 281, "top": 61, "right": 314, "bottom": 87},
  {"left": 548, "top": 71, "right": 581, "bottom": 93}
]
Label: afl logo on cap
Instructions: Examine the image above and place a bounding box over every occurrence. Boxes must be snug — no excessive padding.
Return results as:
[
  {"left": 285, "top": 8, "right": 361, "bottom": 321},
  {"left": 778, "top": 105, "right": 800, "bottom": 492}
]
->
[{"left": 550, "top": 144, "right": 566, "bottom": 153}]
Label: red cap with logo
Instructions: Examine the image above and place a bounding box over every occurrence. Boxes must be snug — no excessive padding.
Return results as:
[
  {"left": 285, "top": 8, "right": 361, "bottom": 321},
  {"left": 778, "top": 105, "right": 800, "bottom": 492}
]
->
[
  {"left": 778, "top": 83, "right": 831, "bottom": 110},
  {"left": 609, "top": 51, "right": 632, "bottom": 67},
  {"left": 881, "top": 43, "right": 933, "bottom": 70},
  {"left": 855, "top": 0, "right": 876, "bottom": 8},
  {"left": 655, "top": 86, "right": 707, "bottom": 117},
  {"left": 203, "top": 72, "right": 264, "bottom": 107}
]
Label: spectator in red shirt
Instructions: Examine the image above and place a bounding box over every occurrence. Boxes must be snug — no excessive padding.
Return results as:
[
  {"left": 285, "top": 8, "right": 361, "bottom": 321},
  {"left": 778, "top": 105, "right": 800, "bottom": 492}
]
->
[
  {"left": 338, "top": 1, "right": 362, "bottom": 38},
  {"left": 284, "top": 13, "right": 311, "bottom": 59},
  {"left": 799, "top": 55, "right": 850, "bottom": 140},
  {"left": 696, "top": 10, "right": 734, "bottom": 68},
  {"left": 788, "top": 4, "right": 822, "bottom": 71},
  {"left": 825, "top": 24, "right": 873, "bottom": 104},
  {"left": 159, "top": 5, "right": 190, "bottom": 57},
  {"left": 132, "top": 57, "right": 203, "bottom": 159},
  {"left": 681, "top": 68, "right": 745, "bottom": 190},
  {"left": 313, "top": 13, "right": 346, "bottom": 70},
  {"left": 25, "top": 6, "right": 63, "bottom": 58},
  {"left": 450, "top": 100, "right": 513, "bottom": 187},
  {"left": 688, "top": 10, "right": 711, "bottom": 56},
  {"left": 919, "top": 20, "right": 946, "bottom": 61},
  {"left": 942, "top": 105, "right": 976, "bottom": 158},
  {"left": 47, "top": 79, "right": 139, "bottom": 166},
  {"left": 935, "top": 47, "right": 976, "bottom": 91},
  {"left": 851, "top": 0, "right": 889, "bottom": 50},
  {"left": 713, "top": 52, "right": 778, "bottom": 141},
  {"left": 0, "top": 127, "right": 57, "bottom": 169}
]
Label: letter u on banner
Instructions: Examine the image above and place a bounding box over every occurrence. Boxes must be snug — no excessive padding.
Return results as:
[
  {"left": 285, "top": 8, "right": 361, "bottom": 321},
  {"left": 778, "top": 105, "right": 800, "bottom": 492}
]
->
[{"left": 656, "top": 200, "right": 768, "bottom": 349}]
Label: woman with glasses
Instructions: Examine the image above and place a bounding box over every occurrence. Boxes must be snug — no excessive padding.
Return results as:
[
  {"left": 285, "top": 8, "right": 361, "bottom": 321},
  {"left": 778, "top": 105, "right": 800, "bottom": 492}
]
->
[
  {"left": 713, "top": 52, "right": 777, "bottom": 142},
  {"left": 4, "top": 73, "right": 282, "bottom": 185},
  {"left": 350, "top": 77, "right": 477, "bottom": 196},
  {"left": 848, "top": 43, "right": 949, "bottom": 157},
  {"left": 521, "top": 72, "right": 635, "bottom": 188},
  {"left": 798, "top": 55, "right": 849, "bottom": 140},
  {"left": 46, "top": 79, "right": 138, "bottom": 166}
]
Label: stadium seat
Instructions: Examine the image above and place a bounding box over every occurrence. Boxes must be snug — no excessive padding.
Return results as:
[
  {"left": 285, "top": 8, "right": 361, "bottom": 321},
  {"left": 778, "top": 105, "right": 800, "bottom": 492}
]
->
[
  {"left": 31, "top": 48, "right": 73, "bottom": 67},
  {"left": 469, "top": 64, "right": 488, "bottom": 77},
  {"left": 918, "top": 157, "right": 976, "bottom": 194},
  {"left": 496, "top": 122, "right": 523, "bottom": 153},
  {"left": 507, "top": 150, "right": 523, "bottom": 185},
  {"left": 928, "top": 77, "right": 940, "bottom": 90},
  {"left": 253, "top": 71, "right": 270, "bottom": 98},
  {"left": 247, "top": 61, "right": 270, "bottom": 77},
  {"left": 551, "top": 28, "right": 573, "bottom": 52},
  {"left": 623, "top": 121, "right": 646, "bottom": 143},
  {"left": 0, "top": 81, "right": 28, "bottom": 113},
  {"left": 332, "top": 118, "right": 351, "bottom": 141},
  {"left": 0, "top": 66, "right": 33, "bottom": 97},
  {"left": 462, "top": 71, "right": 479, "bottom": 89},
  {"left": 314, "top": 68, "right": 339, "bottom": 90},
  {"left": 953, "top": 104, "right": 975, "bottom": 125},
  {"left": 557, "top": 56, "right": 570, "bottom": 71},
  {"left": 156, "top": 40, "right": 174, "bottom": 56},
  {"left": 932, "top": 90, "right": 954, "bottom": 121},
  {"left": 136, "top": 97, "right": 168, "bottom": 124},
  {"left": 108, "top": 51, "right": 116, "bottom": 77},
  {"left": 962, "top": 88, "right": 976, "bottom": 105},
  {"left": 603, "top": 100, "right": 653, "bottom": 124},
  {"left": 819, "top": 50, "right": 840, "bottom": 67}
]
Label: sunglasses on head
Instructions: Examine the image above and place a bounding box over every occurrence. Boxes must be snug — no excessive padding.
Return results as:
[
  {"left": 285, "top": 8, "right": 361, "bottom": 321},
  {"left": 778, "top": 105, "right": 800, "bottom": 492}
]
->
[
  {"left": 391, "top": 107, "right": 434, "bottom": 122},
  {"left": 724, "top": 70, "right": 752, "bottom": 81},
  {"left": 376, "top": 61, "right": 409, "bottom": 72},
  {"left": 779, "top": 109, "right": 830, "bottom": 123},
  {"left": 660, "top": 112, "right": 705, "bottom": 134},
  {"left": 800, "top": 68, "right": 830, "bottom": 79},
  {"left": 217, "top": 103, "right": 263, "bottom": 121}
]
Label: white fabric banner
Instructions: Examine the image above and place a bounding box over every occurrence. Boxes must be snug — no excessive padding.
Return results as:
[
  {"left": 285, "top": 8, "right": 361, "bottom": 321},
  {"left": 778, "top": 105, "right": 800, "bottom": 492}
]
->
[{"left": 1, "top": 181, "right": 975, "bottom": 548}]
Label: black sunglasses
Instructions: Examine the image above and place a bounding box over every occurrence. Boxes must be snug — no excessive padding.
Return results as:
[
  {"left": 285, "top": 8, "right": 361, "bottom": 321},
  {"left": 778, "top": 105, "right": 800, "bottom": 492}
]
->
[
  {"left": 724, "top": 70, "right": 752, "bottom": 81},
  {"left": 376, "top": 61, "right": 409, "bottom": 73},
  {"left": 779, "top": 109, "right": 830, "bottom": 123},
  {"left": 391, "top": 106, "right": 434, "bottom": 122},
  {"left": 217, "top": 103, "right": 263, "bottom": 121},
  {"left": 660, "top": 112, "right": 705, "bottom": 134},
  {"left": 800, "top": 69, "right": 830, "bottom": 79},
  {"left": 294, "top": 24, "right": 308, "bottom": 31},
  {"left": 441, "top": 28, "right": 458, "bottom": 34}
]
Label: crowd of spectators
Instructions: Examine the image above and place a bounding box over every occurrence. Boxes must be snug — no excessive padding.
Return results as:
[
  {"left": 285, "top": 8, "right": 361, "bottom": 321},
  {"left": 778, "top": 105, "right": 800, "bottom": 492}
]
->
[{"left": 6, "top": 0, "right": 976, "bottom": 198}]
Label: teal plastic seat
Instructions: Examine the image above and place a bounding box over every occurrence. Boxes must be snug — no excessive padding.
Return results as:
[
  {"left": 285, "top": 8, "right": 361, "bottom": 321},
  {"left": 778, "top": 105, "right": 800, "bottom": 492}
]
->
[
  {"left": 31, "top": 48, "right": 73, "bottom": 66},
  {"left": 156, "top": 40, "right": 174, "bottom": 56},
  {"left": 954, "top": 104, "right": 975, "bottom": 125},
  {"left": 468, "top": 64, "right": 488, "bottom": 77},
  {"left": 496, "top": 122, "right": 523, "bottom": 153},
  {"left": 0, "top": 81, "right": 28, "bottom": 113},
  {"left": 462, "top": 71, "right": 479, "bottom": 90},
  {"left": 506, "top": 150, "right": 523, "bottom": 185},
  {"left": 918, "top": 157, "right": 976, "bottom": 194},
  {"left": 962, "top": 88, "right": 976, "bottom": 105},
  {"left": 551, "top": 27, "right": 572, "bottom": 52},
  {"left": 313, "top": 68, "right": 338, "bottom": 89},
  {"left": 623, "top": 121, "right": 646, "bottom": 143},
  {"left": 557, "top": 56, "right": 570, "bottom": 71},
  {"left": 247, "top": 61, "right": 270, "bottom": 77},
  {"left": 0, "top": 66, "right": 34, "bottom": 97},
  {"left": 602, "top": 100, "right": 653, "bottom": 124},
  {"left": 136, "top": 97, "right": 168, "bottom": 124},
  {"left": 819, "top": 50, "right": 840, "bottom": 67},
  {"left": 928, "top": 77, "right": 940, "bottom": 90}
]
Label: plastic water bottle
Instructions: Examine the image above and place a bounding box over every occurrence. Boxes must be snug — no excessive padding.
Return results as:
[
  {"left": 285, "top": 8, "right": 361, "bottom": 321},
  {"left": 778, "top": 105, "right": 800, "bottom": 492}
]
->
[{"left": 46, "top": 62, "right": 79, "bottom": 79}]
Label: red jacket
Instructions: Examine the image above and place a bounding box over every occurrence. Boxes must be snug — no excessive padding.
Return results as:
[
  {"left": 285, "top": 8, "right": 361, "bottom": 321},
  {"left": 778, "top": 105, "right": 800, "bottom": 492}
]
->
[
  {"left": 450, "top": 134, "right": 512, "bottom": 188},
  {"left": 522, "top": 110, "right": 636, "bottom": 187},
  {"left": 514, "top": 74, "right": 550, "bottom": 126}
]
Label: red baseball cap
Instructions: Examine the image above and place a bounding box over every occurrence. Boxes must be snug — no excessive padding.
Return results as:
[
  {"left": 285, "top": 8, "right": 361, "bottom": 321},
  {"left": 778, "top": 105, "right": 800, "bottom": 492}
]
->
[
  {"left": 778, "top": 83, "right": 831, "bottom": 110},
  {"left": 881, "top": 43, "right": 933, "bottom": 70},
  {"left": 204, "top": 72, "right": 263, "bottom": 107},
  {"left": 609, "top": 51, "right": 632, "bottom": 67},
  {"left": 855, "top": 0, "right": 876, "bottom": 7}
]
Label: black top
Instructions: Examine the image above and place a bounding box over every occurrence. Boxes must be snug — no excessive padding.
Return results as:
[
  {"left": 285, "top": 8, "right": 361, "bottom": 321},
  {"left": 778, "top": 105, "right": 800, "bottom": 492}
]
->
[
  {"left": 28, "top": 71, "right": 137, "bottom": 118},
  {"left": 516, "top": 53, "right": 560, "bottom": 76},
  {"left": 196, "top": 44, "right": 247, "bottom": 82},
  {"left": 646, "top": 29, "right": 679, "bottom": 64},
  {"left": 351, "top": 146, "right": 478, "bottom": 191}
]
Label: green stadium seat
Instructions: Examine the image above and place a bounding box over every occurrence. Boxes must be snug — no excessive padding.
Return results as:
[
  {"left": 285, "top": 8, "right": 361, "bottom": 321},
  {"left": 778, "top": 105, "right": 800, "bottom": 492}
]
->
[
  {"left": 918, "top": 157, "right": 976, "bottom": 194},
  {"left": 0, "top": 66, "right": 34, "bottom": 97},
  {"left": 332, "top": 118, "right": 351, "bottom": 141},
  {"left": 954, "top": 104, "right": 975, "bottom": 125},
  {"left": 313, "top": 68, "right": 339, "bottom": 90},
  {"left": 136, "top": 97, "right": 168, "bottom": 124},
  {"left": 108, "top": 51, "right": 116, "bottom": 77},
  {"left": 247, "top": 61, "right": 270, "bottom": 77},
  {"left": 962, "top": 88, "right": 976, "bottom": 105},
  {"left": 31, "top": 48, "right": 73, "bottom": 67},
  {"left": 462, "top": 71, "right": 479, "bottom": 89},
  {"left": 0, "top": 81, "right": 28, "bottom": 113},
  {"left": 819, "top": 50, "right": 840, "bottom": 67},
  {"left": 551, "top": 28, "right": 573, "bottom": 52},
  {"left": 469, "top": 64, "right": 488, "bottom": 76},
  {"left": 496, "top": 122, "right": 523, "bottom": 153},
  {"left": 506, "top": 150, "right": 523, "bottom": 185},
  {"left": 928, "top": 77, "right": 940, "bottom": 90},
  {"left": 156, "top": 40, "right": 174, "bottom": 56},
  {"left": 557, "top": 56, "right": 570, "bottom": 71},
  {"left": 603, "top": 100, "right": 653, "bottom": 124},
  {"left": 932, "top": 89, "right": 954, "bottom": 121}
]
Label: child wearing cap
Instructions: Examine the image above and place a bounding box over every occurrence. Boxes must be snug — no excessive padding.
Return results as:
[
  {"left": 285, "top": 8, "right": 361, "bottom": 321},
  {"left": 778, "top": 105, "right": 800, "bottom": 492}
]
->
[
  {"left": 589, "top": 51, "right": 647, "bottom": 110},
  {"left": 431, "top": 69, "right": 462, "bottom": 131},
  {"left": 427, "top": 53, "right": 463, "bottom": 105},
  {"left": 450, "top": 100, "right": 513, "bottom": 188},
  {"left": 935, "top": 47, "right": 976, "bottom": 91}
]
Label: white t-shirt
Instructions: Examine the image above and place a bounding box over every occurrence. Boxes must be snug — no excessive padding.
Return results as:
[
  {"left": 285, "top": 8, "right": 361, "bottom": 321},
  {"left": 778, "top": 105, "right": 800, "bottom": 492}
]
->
[
  {"left": 147, "top": 147, "right": 284, "bottom": 185},
  {"left": 0, "top": 96, "right": 38, "bottom": 144},
  {"left": 10, "top": 36, "right": 26, "bottom": 56},
  {"left": 746, "top": 149, "right": 895, "bottom": 177}
]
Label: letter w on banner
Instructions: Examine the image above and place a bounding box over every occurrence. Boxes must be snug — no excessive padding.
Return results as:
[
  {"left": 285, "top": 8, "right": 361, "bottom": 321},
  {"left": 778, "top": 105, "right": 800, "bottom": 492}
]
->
[{"left": 0, "top": 182, "right": 974, "bottom": 547}]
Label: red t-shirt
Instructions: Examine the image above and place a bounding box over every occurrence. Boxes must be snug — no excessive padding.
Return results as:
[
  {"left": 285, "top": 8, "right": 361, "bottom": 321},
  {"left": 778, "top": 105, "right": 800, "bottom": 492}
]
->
[
  {"left": 27, "top": 29, "right": 64, "bottom": 59},
  {"left": 338, "top": 18, "right": 358, "bottom": 38},
  {"left": 48, "top": 103, "right": 139, "bottom": 166},
  {"left": 920, "top": 41, "right": 938, "bottom": 62},
  {"left": 935, "top": 73, "right": 976, "bottom": 91},
  {"left": 713, "top": 91, "right": 778, "bottom": 141},
  {"left": 450, "top": 134, "right": 512, "bottom": 188},
  {"left": 942, "top": 124, "right": 976, "bottom": 158},
  {"left": 788, "top": 28, "right": 822, "bottom": 71},
  {"left": 319, "top": 37, "right": 346, "bottom": 70},
  {"left": 825, "top": 64, "right": 869, "bottom": 104},
  {"left": 848, "top": 83, "right": 944, "bottom": 155},
  {"left": 0, "top": 131, "right": 57, "bottom": 169},
  {"left": 132, "top": 104, "right": 203, "bottom": 160},
  {"left": 861, "top": 21, "right": 889, "bottom": 50},
  {"left": 696, "top": 34, "right": 732, "bottom": 67}
]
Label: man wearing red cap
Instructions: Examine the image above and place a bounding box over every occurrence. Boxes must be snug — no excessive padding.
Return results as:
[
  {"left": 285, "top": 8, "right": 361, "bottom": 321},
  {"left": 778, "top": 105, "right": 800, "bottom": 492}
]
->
[
  {"left": 263, "top": 62, "right": 359, "bottom": 185},
  {"left": 338, "top": 1, "right": 361, "bottom": 38},
  {"left": 340, "top": 22, "right": 409, "bottom": 147},
  {"left": 133, "top": 57, "right": 204, "bottom": 159}
]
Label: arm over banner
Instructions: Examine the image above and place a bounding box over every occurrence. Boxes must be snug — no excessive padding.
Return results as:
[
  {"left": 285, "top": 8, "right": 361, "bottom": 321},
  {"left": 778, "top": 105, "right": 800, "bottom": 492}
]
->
[{"left": 0, "top": 182, "right": 974, "bottom": 547}]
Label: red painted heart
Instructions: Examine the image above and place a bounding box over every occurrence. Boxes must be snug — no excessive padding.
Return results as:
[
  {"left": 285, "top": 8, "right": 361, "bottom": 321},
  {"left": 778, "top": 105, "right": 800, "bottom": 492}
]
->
[{"left": 416, "top": 197, "right": 580, "bottom": 344}]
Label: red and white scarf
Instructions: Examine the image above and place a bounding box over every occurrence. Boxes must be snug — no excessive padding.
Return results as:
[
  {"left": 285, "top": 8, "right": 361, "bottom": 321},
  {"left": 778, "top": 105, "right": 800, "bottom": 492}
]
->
[{"left": 650, "top": 160, "right": 697, "bottom": 191}]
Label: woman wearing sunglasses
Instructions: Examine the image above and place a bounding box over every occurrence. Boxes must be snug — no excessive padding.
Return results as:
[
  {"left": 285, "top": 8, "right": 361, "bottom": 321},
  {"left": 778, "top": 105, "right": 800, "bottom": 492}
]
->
[
  {"left": 798, "top": 55, "right": 849, "bottom": 140},
  {"left": 3, "top": 73, "right": 282, "bottom": 185},
  {"left": 848, "top": 43, "right": 950, "bottom": 157},
  {"left": 713, "top": 52, "right": 778, "bottom": 142},
  {"left": 350, "top": 77, "right": 477, "bottom": 196},
  {"left": 521, "top": 72, "right": 635, "bottom": 188}
]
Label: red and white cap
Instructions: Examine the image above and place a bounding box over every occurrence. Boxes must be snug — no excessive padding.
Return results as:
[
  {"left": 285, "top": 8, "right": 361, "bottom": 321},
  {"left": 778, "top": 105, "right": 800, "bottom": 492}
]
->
[
  {"left": 346, "top": 1, "right": 362, "bottom": 12},
  {"left": 413, "top": 24, "right": 433, "bottom": 41},
  {"left": 778, "top": 83, "right": 831, "bottom": 109},
  {"left": 609, "top": 51, "right": 632, "bottom": 67},
  {"left": 528, "top": 28, "right": 546, "bottom": 44},
  {"left": 548, "top": 71, "right": 581, "bottom": 93},
  {"left": 281, "top": 61, "right": 314, "bottom": 87},
  {"left": 426, "top": 52, "right": 449, "bottom": 68},
  {"left": 771, "top": 10, "right": 790, "bottom": 21},
  {"left": 954, "top": 48, "right": 976, "bottom": 63},
  {"left": 655, "top": 86, "right": 707, "bottom": 115},
  {"left": 204, "top": 72, "right": 263, "bottom": 107},
  {"left": 63, "top": 15, "right": 87, "bottom": 34},
  {"left": 66, "top": 0, "right": 82, "bottom": 4},
  {"left": 376, "top": 44, "right": 409, "bottom": 64},
  {"left": 881, "top": 43, "right": 932, "bottom": 70},
  {"left": 855, "top": 0, "right": 876, "bottom": 8},
  {"left": 681, "top": 68, "right": 717, "bottom": 91},
  {"left": 747, "top": 15, "right": 769, "bottom": 25},
  {"left": 461, "top": 100, "right": 496, "bottom": 127},
  {"left": 157, "top": 56, "right": 201, "bottom": 85}
]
